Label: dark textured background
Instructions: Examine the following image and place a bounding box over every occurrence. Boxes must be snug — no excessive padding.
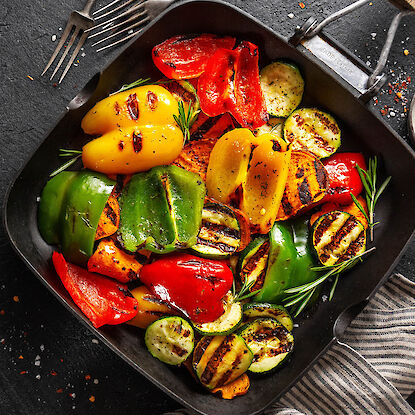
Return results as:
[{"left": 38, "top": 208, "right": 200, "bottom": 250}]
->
[{"left": 0, "top": 0, "right": 414, "bottom": 414}]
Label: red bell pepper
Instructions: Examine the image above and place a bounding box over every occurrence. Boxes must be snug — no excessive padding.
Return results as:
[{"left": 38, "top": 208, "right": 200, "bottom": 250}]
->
[
  {"left": 230, "top": 41, "right": 268, "bottom": 129},
  {"left": 198, "top": 41, "right": 268, "bottom": 130},
  {"left": 152, "top": 34, "right": 236, "bottom": 79},
  {"left": 139, "top": 253, "right": 233, "bottom": 324},
  {"left": 321, "top": 152, "right": 367, "bottom": 205},
  {"left": 197, "top": 48, "right": 238, "bottom": 117},
  {"left": 52, "top": 252, "right": 138, "bottom": 328}
]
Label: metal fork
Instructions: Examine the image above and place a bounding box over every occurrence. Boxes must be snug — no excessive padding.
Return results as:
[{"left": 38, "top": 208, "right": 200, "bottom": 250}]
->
[
  {"left": 86, "top": 0, "right": 175, "bottom": 52},
  {"left": 41, "top": 0, "right": 96, "bottom": 84}
]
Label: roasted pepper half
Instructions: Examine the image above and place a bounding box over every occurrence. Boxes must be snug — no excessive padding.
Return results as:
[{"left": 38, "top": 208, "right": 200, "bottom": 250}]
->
[
  {"left": 254, "top": 218, "right": 317, "bottom": 304},
  {"left": 118, "top": 165, "right": 206, "bottom": 253},
  {"left": 81, "top": 85, "right": 184, "bottom": 175},
  {"left": 206, "top": 129, "right": 291, "bottom": 233},
  {"left": 38, "top": 171, "right": 115, "bottom": 265}
]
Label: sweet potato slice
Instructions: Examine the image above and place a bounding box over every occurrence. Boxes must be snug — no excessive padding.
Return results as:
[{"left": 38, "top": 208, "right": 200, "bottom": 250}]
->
[
  {"left": 87, "top": 238, "right": 150, "bottom": 283},
  {"left": 310, "top": 196, "right": 369, "bottom": 228},
  {"left": 212, "top": 374, "right": 250, "bottom": 399},
  {"left": 276, "top": 151, "right": 329, "bottom": 221},
  {"left": 173, "top": 137, "right": 217, "bottom": 181},
  {"left": 95, "top": 194, "right": 120, "bottom": 240},
  {"left": 191, "top": 112, "right": 235, "bottom": 141}
]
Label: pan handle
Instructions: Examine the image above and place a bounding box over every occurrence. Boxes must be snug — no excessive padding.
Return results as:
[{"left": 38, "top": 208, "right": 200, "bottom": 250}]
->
[{"left": 289, "top": 0, "right": 415, "bottom": 102}]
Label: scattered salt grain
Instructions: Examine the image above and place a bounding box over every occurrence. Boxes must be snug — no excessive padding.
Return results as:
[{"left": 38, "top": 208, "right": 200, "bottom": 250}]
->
[
  {"left": 36, "top": 374, "right": 41, "bottom": 380},
  {"left": 371, "top": 32, "right": 377, "bottom": 38},
  {"left": 40, "top": 344, "right": 45, "bottom": 352},
  {"left": 35, "top": 361, "right": 40, "bottom": 366},
  {"left": 390, "top": 111, "right": 396, "bottom": 117},
  {"left": 93, "top": 379, "right": 99, "bottom": 384},
  {"left": 81, "top": 52, "right": 86, "bottom": 57},
  {"left": 322, "top": 295, "right": 328, "bottom": 302},
  {"left": 51, "top": 34, "right": 57, "bottom": 42},
  {"left": 91, "top": 339, "right": 99, "bottom": 344},
  {"left": 293, "top": 324, "right": 299, "bottom": 328},
  {"left": 288, "top": 13, "right": 295, "bottom": 19}
]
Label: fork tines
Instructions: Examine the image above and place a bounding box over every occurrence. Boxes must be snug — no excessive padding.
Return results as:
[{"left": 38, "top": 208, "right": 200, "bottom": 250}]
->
[{"left": 86, "top": 0, "right": 149, "bottom": 52}]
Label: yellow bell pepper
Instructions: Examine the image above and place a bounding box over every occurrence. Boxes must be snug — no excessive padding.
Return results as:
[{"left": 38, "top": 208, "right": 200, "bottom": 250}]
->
[
  {"left": 206, "top": 129, "right": 291, "bottom": 234},
  {"left": 81, "top": 85, "right": 184, "bottom": 175}
]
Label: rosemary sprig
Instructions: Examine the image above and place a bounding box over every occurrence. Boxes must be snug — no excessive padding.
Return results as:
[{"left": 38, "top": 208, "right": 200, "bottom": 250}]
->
[
  {"left": 282, "top": 247, "right": 376, "bottom": 317},
  {"left": 173, "top": 100, "right": 200, "bottom": 143},
  {"left": 50, "top": 149, "right": 82, "bottom": 177},
  {"left": 353, "top": 157, "right": 391, "bottom": 242},
  {"left": 233, "top": 279, "right": 261, "bottom": 303},
  {"left": 111, "top": 78, "right": 152, "bottom": 95}
]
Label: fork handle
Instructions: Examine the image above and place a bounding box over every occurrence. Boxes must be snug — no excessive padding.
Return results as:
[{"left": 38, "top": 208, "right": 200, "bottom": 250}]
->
[{"left": 82, "top": 0, "right": 97, "bottom": 15}]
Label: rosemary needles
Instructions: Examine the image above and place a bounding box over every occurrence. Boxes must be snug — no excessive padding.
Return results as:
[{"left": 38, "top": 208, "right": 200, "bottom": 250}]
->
[
  {"left": 50, "top": 149, "right": 82, "bottom": 177},
  {"left": 173, "top": 101, "right": 200, "bottom": 144}
]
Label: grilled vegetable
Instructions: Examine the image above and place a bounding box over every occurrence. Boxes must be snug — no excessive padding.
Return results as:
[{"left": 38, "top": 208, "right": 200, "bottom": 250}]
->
[
  {"left": 87, "top": 239, "right": 150, "bottom": 283},
  {"left": 321, "top": 152, "right": 367, "bottom": 205},
  {"left": 310, "top": 196, "right": 369, "bottom": 229},
  {"left": 81, "top": 85, "right": 184, "bottom": 175},
  {"left": 193, "top": 293, "right": 243, "bottom": 335},
  {"left": 283, "top": 108, "right": 341, "bottom": 158},
  {"left": 190, "top": 112, "right": 235, "bottom": 141},
  {"left": 52, "top": 252, "right": 138, "bottom": 328},
  {"left": 193, "top": 334, "right": 253, "bottom": 389},
  {"left": 118, "top": 165, "right": 205, "bottom": 253},
  {"left": 191, "top": 202, "right": 248, "bottom": 258},
  {"left": 145, "top": 316, "right": 194, "bottom": 365},
  {"left": 254, "top": 218, "right": 318, "bottom": 304},
  {"left": 152, "top": 34, "right": 236, "bottom": 79},
  {"left": 312, "top": 211, "right": 366, "bottom": 266},
  {"left": 260, "top": 62, "right": 304, "bottom": 117},
  {"left": 127, "top": 286, "right": 177, "bottom": 329},
  {"left": 140, "top": 254, "right": 233, "bottom": 324},
  {"left": 173, "top": 137, "right": 216, "bottom": 181},
  {"left": 243, "top": 303, "right": 293, "bottom": 332},
  {"left": 211, "top": 374, "right": 250, "bottom": 399},
  {"left": 38, "top": 171, "right": 115, "bottom": 265},
  {"left": 239, "top": 318, "right": 294, "bottom": 373},
  {"left": 253, "top": 117, "right": 285, "bottom": 138},
  {"left": 276, "top": 151, "right": 329, "bottom": 221},
  {"left": 95, "top": 194, "right": 120, "bottom": 240},
  {"left": 238, "top": 237, "right": 270, "bottom": 292}
]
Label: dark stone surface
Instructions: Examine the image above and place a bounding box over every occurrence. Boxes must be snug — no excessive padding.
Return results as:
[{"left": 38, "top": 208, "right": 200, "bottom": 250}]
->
[{"left": 0, "top": 0, "right": 414, "bottom": 414}]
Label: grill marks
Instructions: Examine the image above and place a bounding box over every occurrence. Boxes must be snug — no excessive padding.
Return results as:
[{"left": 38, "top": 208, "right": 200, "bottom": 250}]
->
[
  {"left": 146, "top": 91, "right": 158, "bottom": 111},
  {"left": 193, "top": 334, "right": 253, "bottom": 389},
  {"left": 132, "top": 131, "right": 143, "bottom": 153},
  {"left": 313, "top": 211, "right": 366, "bottom": 266},
  {"left": 193, "top": 204, "right": 241, "bottom": 256},
  {"left": 240, "top": 240, "right": 270, "bottom": 292},
  {"left": 126, "top": 93, "right": 139, "bottom": 120}
]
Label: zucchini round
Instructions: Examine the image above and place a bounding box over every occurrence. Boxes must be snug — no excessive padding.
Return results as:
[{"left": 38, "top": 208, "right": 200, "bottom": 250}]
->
[
  {"left": 193, "top": 293, "right": 243, "bottom": 335},
  {"left": 237, "top": 237, "right": 270, "bottom": 292},
  {"left": 191, "top": 202, "right": 241, "bottom": 258},
  {"left": 253, "top": 117, "right": 285, "bottom": 138},
  {"left": 260, "top": 62, "right": 304, "bottom": 117},
  {"left": 243, "top": 303, "right": 293, "bottom": 332},
  {"left": 283, "top": 108, "right": 341, "bottom": 158},
  {"left": 239, "top": 318, "right": 294, "bottom": 374},
  {"left": 145, "top": 316, "right": 194, "bottom": 365},
  {"left": 193, "top": 334, "right": 253, "bottom": 390},
  {"left": 312, "top": 210, "right": 366, "bottom": 266}
]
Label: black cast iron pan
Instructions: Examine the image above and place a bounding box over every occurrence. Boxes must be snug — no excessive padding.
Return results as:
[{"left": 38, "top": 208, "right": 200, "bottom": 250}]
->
[{"left": 4, "top": 1, "right": 415, "bottom": 414}]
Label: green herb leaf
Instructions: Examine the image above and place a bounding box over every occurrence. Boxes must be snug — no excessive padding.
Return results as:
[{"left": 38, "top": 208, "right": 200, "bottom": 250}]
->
[
  {"left": 112, "top": 78, "right": 151, "bottom": 95},
  {"left": 50, "top": 154, "right": 81, "bottom": 177},
  {"left": 351, "top": 193, "right": 370, "bottom": 224},
  {"left": 173, "top": 100, "right": 200, "bottom": 144},
  {"left": 329, "top": 275, "right": 339, "bottom": 301}
]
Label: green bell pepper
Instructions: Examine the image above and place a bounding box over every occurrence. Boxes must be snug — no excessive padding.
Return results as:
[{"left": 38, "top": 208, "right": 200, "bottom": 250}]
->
[
  {"left": 118, "top": 165, "right": 206, "bottom": 253},
  {"left": 254, "top": 217, "right": 317, "bottom": 304},
  {"left": 38, "top": 170, "right": 115, "bottom": 265}
]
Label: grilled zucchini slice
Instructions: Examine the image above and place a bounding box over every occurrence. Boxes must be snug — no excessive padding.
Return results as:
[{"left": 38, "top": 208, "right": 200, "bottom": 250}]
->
[
  {"left": 239, "top": 318, "right": 294, "bottom": 374},
  {"left": 193, "top": 293, "right": 243, "bottom": 335},
  {"left": 283, "top": 108, "right": 341, "bottom": 158},
  {"left": 145, "top": 316, "right": 194, "bottom": 365},
  {"left": 253, "top": 117, "right": 285, "bottom": 138},
  {"left": 260, "top": 62, "right": 304, "bottom": 117},
  {"left": 193, "top": 334, "right": 253, "bottom": 390},
  {"left": 237, "top": 237, "right": 270, "bottom": 292},
  {"left": 312, "top": 211, "right": 366, "bottom": 266},
  {"left": 243, "top": 303, "right": 293, "bottom": 332},
  {"left": 191, "top": 203, "right": 241, "bottom": 258}
]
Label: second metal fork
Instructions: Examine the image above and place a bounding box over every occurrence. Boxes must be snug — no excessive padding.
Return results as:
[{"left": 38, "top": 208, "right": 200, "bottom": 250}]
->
[{"left": 41, "top": 0, "right": 96, "bottom": 83}]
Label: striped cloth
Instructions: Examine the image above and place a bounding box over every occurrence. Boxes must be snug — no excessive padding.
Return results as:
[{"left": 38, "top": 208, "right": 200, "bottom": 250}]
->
[{"left": 167, "top": 273, "right": 415, "bottom": 415}]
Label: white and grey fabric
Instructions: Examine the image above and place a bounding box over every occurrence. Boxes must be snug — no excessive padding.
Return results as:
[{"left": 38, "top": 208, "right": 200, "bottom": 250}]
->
[{"left": 166, "top": 273, "right": 415, "bottom": 415}]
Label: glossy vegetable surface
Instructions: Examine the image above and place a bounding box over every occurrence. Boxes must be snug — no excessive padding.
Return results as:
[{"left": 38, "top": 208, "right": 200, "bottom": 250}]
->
[
  {"left": 52, "top": 252, "right": 138, "bottom": 328},
  {"left": 139, "top": 254, "right": 233, "bottom": 324},
  {"left": 118, "top": 165, "right": 205, "bottom": 253},
  {"left": 81, "top": 85, "right": 184, "bottom": 174}
]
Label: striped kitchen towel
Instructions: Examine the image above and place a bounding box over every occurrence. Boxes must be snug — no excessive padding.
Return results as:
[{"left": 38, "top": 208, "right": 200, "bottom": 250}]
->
[{"left": 166, "top": 273, "right": 415, "bottom": 415}]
